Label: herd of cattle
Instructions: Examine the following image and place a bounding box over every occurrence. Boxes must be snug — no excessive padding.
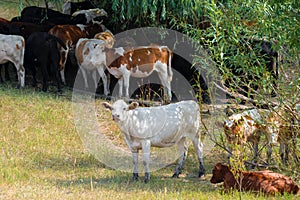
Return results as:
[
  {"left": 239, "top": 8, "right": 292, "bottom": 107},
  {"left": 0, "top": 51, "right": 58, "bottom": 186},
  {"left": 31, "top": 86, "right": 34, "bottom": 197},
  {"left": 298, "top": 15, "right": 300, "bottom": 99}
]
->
[
  {"left": 0, "top": 2, "right": 174, "bottom": 102},
  {"left": 0, "top": 1, "right": 299, "bottom": 196}
]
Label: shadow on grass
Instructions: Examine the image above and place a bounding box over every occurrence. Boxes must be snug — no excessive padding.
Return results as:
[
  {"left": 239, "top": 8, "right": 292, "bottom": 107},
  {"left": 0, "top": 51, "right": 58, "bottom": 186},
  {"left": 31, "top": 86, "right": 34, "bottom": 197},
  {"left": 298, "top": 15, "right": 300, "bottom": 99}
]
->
[{"left": 54, "top": 171, "right": 217, "bottom": 193}]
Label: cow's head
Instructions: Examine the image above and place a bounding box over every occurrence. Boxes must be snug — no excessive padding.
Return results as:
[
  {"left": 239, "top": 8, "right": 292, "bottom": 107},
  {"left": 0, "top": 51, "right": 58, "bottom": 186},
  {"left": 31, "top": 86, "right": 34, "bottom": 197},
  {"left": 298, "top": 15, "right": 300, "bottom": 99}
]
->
[
  {"left": 223, "top": 114, "right": 245, "bottom": 140},
  {"left": 210, "top": 163, "right": 230, "bottom": 183},
  {"left": 102, "top": 100, "right": 139, "bottom": 122},
  {"left": 94, "top": 31, "right": 115, "bottom": 48}
]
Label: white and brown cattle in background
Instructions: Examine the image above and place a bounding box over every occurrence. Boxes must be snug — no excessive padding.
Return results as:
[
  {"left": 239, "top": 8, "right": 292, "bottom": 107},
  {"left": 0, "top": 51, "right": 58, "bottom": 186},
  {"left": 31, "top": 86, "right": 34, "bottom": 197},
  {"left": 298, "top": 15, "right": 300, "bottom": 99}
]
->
[
  {"left": 102, "top": 99, "right": 205, "bottom": 183},
  {"left": 105, "top": 45, "right": 173, "bottom": 101},
  {"left": 49, "top": 23, "right": 105, "bottom": 85},
  {"left": 223, "top": 109, "right": 270, "bottom": 164},
  {"left": 75, "top": 31, "right": 115, "bottom": 95},
  {"left": 0, "top": 34, "right": 25, "bottom": 88},
  {"left": 75, "top": 35, "right": 173, "bottom": 100}
]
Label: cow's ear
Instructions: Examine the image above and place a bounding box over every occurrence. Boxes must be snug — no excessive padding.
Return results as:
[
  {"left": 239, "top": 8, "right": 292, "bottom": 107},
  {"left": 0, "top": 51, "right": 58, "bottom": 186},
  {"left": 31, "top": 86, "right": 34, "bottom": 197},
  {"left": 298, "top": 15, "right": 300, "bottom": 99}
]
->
[
  {"left": 102, "top": 102, "right": 112, "bottom": 110},
  {"left": 127, "top": 102, "right": 139, "bottom": 110}
]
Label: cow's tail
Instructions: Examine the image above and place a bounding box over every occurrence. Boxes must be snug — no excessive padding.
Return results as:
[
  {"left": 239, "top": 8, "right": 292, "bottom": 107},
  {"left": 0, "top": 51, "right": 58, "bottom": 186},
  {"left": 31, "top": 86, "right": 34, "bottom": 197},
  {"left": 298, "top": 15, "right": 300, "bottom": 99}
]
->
[
  {"left": 47, "top": 34, "right": 67, "bottom": 50},
  {"left": 167, "top": 47, "right": 173, "bottom": 82}
]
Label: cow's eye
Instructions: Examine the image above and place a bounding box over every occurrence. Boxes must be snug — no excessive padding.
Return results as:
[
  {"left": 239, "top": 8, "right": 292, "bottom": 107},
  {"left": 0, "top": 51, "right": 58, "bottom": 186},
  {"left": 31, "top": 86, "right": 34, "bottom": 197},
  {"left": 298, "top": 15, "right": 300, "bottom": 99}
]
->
[{"left": 123, "top": 108, "right": 126, "bottom": 111}]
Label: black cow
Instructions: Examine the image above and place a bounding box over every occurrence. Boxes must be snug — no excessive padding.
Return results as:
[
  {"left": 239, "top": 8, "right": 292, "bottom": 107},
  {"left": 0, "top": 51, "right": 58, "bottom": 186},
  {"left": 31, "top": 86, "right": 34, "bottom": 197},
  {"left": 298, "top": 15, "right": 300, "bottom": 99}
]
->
[
  {"left": 7, "top": 22, "right": 54, "bottom": 40},
  {"left": 223, "top": 38, "right": 279, "bottom": 101},
  {"left": 25, "top": 32, "right": 66, "bottom": 93},
  {"left": 12, "top": 6, "right": 87, "bottom": 25}
]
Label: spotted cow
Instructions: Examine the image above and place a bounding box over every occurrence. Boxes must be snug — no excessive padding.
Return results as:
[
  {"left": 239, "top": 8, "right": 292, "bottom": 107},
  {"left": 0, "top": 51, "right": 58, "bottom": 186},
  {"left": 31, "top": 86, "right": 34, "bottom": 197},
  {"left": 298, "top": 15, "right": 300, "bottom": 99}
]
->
[
  {"left": 105, "top": 45, "right": 173, "bottom": 101},
  {"left": 75, "top": 31, "right": 115, "bottom": 95},
  {"left": 0, "top": 34, "right": 25, "bottom": 88},
  {"left": 102, "top": 99, "right": 205, "bottom": 183}
]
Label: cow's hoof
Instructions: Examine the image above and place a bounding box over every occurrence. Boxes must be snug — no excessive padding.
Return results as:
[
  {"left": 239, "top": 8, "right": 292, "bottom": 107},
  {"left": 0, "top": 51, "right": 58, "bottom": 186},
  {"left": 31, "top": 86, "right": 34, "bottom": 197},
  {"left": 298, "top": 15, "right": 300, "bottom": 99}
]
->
[
  {"left": 172, "top": 173, "right": 180, "bottom": 178},
  {"left": 132, "top": 173, "right": 139, "bottom": 181},
  {"left": 198, "top": 172, "right": 205, "bottom": 178},
  {"left": 144, "top": 172, "right": 150, "bottom": 183}
]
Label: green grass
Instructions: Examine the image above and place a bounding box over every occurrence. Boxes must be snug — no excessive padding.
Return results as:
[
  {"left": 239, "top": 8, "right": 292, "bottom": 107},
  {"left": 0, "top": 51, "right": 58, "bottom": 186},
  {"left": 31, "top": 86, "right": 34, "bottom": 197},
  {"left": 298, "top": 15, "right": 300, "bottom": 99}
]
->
[{"left": 0, "top": 83, "right": 299, "bottom": 200}]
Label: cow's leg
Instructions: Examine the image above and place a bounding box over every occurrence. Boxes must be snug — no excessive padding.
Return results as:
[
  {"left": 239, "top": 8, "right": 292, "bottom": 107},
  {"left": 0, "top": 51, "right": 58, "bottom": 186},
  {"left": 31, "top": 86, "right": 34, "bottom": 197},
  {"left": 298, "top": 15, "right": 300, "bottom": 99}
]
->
[
  {"left": 252, "top": 141, "right": 259, "bottom": 166},
  {"left": 92, "top": 70, "right": 97, "bottom": 89},
  {"left": 292, "top": 138, "right": 299, "bottom": 164},
  {"left": 123, "top": 70, "right": 130, "bottom": 99},
  {"left": 60, "top": 69, "right": 66, "bottom": 85},
  {"left": 17, "top": 65, "right": 25, "bottom": 88},
  {"left": 192, "top": 134, "right": 205, "bottom": 177},
  {"left": 267, "top": 143, "right": 272, "bottom": 165},
  {"left": 59, "top": 50, "right": 68, "bottom": 85},
  {"left": 118, "top": 78, "right": 123, "bottom": 98},
  {"left": 172, "top": 137, "right": 188, "bottom": 178},
  {"left": 142, "top": 140, "right": 151, "bottom": 183},
  {"left": 96, "top": 66, "right": 109, "bottom": 96},
  {"left": 280, "top": 142, "right": 289, "bottom": 165},
  {"left": 41, "top": 63, "right": 48, "bottom": 92},
  {"left": 4, "top": 63, "right": 10, "bottom": 81},
  {"left": 157, "top": 70, "right": 172, "bottom": 102},
  {"left": 80, "top": 67, "right": 89, "bottom": 89},
  {"left": 132, "top": 150, "right": 139, "bottom": 181},
  {"left": 227, "top": 146, "right": 233, "bottom": 165},
  {"left": 53, "top": 64, "right": 62, "bottom": 93},
  {"left": 0, "top": 65, "right": 3, "bottom": 83}
]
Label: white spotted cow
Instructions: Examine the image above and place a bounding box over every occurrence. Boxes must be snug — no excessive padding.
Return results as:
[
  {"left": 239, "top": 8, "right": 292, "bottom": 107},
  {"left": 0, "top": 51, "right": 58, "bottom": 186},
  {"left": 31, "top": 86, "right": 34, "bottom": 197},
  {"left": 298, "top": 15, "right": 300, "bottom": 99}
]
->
[
  {"left": 105, "top": 46, "right": 173, "bottom": 102},
  {"left": 0, "top": 33, "right": 25, "bottom": 88},
  {"left": 223, "top": 109, "right": 270, "bottom": 165},
  {"left": 75, "top": 31, "right": 115, "bottom": 95},
  {"left": 102, "top": 99, "right": 205, "bottom": 183}
]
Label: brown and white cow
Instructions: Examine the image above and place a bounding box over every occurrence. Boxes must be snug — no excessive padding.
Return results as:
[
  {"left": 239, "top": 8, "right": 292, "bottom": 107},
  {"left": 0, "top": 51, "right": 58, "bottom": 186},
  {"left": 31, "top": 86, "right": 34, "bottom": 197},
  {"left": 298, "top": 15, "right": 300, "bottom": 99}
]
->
[
  {"left": 49, "top": 23, "right": 104, "bottom": 84},
  {"left": 223, "top": 109, "right": 270, "bottom": 164},
  {"left": 210, "top": 163, "right": 300, "bottom": 195},
  {"left": 75, "top": 31, "right": 115, "bottom": 95},
  {"left": 0, "top": 34, "right": 25, "bottom": 88},
  {"left": 105, "top": 45, "right": 173, "bottom": 101},
  {"left": 75, "top": 38, "right": 173, "bottom": 100}
]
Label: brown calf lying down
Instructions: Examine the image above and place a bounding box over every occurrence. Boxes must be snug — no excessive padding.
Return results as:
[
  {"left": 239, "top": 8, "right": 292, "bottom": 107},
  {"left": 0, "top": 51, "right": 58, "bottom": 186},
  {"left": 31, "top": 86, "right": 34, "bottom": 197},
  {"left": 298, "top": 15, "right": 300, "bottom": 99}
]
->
[{"left": 210, "top": 163, "right": 300, "bottom": 195}]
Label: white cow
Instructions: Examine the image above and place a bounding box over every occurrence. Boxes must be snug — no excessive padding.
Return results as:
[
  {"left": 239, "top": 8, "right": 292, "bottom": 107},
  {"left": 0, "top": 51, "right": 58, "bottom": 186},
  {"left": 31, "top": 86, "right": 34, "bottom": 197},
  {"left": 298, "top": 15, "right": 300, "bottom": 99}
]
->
[
  {"left": 102, "top": 99, "right": 205, "bottom": 183},
  {"left": 75, "top": 31, "right": 115, "bottom": 95},
  {"left": 0, "top": 34, "right": 25, "bottom": 88}
]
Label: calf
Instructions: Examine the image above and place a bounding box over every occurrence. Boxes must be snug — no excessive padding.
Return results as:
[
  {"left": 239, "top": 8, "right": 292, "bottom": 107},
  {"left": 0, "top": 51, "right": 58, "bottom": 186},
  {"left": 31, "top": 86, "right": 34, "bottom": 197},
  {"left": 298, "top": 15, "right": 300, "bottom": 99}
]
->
[
  {"left": 25, "top": 32, "right": 66, "bottom": 92},
  {"left": 17, "top": 6, "right": 87, "bottom": 25},
  {"left": 223, "top": 109, "right": 269, "bottom": 164},
  {"left": 75, "top": 31, "right": 115, "bottom": 94},
  {"left": 105, "top": 46, "right": 173, "bottom": 101},
  {"left": 0, "top": 34, "right": 25, "bottom": 88},
  {"left": 210, "top": 163, "right": 300, "bottom": 195},
  {"left": 102, "top": 99, "right": 205, "bottom": 183},
  {"left": 49, "top": 23, "right": 104, "bottom": 85}
]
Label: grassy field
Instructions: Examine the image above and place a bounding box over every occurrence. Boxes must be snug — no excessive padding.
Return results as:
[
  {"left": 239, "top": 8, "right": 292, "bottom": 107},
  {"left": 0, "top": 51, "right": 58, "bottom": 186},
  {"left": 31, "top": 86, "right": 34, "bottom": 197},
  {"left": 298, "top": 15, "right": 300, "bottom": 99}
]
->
[{"left": 0, "top": 82, "right": 299, "bottom": 200}]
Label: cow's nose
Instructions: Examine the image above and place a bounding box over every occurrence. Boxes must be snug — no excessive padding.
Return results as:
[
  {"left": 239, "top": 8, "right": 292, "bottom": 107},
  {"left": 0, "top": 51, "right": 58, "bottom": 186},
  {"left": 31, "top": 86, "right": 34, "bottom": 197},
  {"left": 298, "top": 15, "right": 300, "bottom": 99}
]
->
[{"left": 112, "top": 115, "right": 120, "bottom": 121}]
